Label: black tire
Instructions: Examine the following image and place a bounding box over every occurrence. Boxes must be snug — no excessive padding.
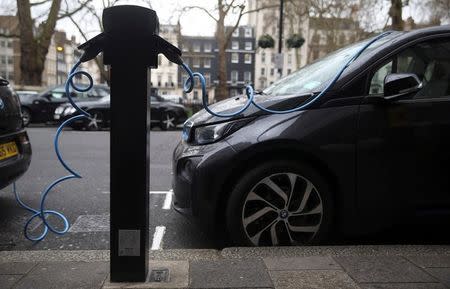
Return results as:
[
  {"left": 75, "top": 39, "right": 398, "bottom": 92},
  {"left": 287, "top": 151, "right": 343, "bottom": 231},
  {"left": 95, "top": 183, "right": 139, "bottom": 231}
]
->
[
  {"left": 84, "top": 111, "right": 104, "bottom": 131},
  {"left": 160, "top": 111, "right": 177, "bottom": 131},
  {"left": 225, "top": 160, "right": 333, "bottom": 246},
  {"left": 21, "top": 107, "right": 31, "bottom": 127}
]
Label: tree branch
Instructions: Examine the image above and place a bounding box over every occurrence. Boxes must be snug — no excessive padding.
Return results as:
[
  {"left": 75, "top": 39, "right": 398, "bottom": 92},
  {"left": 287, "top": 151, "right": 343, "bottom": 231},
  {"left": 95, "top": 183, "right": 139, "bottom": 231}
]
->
[
  {"left": 181, "top": 6, "right": 219, "bottom": 22},
  {"left": 57, "top": 0, "right": 92, "bottom": 20},
  {"left": 30, "top": 0, "right": 51, "bottom": 6}
]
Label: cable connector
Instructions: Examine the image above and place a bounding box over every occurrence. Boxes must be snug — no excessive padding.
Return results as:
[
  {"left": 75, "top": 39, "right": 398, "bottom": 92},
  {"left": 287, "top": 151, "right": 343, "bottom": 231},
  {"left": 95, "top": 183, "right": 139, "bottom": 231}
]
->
[
  {"left": 78, "top": 33, "right": 109, "bottom": 63},
  {"left": 155, "top": 35, "right": 183, "bottom": 65}
]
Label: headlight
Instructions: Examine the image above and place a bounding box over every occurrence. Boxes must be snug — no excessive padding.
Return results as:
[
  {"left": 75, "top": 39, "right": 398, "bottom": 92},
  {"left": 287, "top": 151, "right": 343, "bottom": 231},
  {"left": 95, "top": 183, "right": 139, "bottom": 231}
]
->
[
  {"left": 193, "top": 118, "right": 253, "bottom": 145},
  {"left": 63, "top": 107, "right": 76, "bottom": 115}
]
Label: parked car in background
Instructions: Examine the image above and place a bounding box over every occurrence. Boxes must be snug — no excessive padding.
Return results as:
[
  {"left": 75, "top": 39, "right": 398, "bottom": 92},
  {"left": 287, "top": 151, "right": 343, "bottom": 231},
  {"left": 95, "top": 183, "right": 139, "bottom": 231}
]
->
[
  {"left": 18, "top": 84, "right": 110, "bottom": 126},
  {"left": 173, "top": 26, "right": 450, "bottom": 246},
  {"left": 54, "top": 94, "right": 188, "bottom": 130},
  {"left": 0, "top": 78, "right": 32, "bottom": 190}
]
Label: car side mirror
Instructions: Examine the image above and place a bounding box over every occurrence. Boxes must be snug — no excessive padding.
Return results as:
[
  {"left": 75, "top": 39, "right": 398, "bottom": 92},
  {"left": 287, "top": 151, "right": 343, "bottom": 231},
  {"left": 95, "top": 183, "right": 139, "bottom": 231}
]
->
[{"left": 384, "top": 73, "right": 422, "bottom": 100}]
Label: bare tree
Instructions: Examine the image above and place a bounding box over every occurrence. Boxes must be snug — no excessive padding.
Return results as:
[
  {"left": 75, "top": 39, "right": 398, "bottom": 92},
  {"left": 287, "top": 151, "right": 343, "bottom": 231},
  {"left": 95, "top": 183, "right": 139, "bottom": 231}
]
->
[
  {"left": 181, "top": 0, "right": 278, "bottom": 101},
  {"left": 16, "top": 0, "right": 90, "bottom": 85}
]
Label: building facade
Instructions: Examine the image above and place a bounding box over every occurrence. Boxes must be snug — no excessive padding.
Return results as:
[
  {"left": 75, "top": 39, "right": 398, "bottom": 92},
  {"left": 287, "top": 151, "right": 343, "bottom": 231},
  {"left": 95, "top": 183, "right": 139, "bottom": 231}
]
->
[{"left": 247, "top": 0, "right": 362, "bottom": 90}]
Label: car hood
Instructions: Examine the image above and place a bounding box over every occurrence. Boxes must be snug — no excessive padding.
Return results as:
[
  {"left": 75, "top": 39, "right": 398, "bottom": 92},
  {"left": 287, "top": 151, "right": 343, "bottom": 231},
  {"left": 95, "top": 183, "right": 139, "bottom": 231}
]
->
[{"left": 187, "top": 93, "right": 315, "bottom": 125}]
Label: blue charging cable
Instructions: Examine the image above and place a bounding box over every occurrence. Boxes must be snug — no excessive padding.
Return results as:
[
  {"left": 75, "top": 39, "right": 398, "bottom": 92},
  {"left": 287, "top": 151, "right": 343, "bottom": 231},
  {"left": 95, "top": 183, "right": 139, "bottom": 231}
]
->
[
  {"left": 182, "top": 31, "right": 392, "bottom": 117},
  {"left": 13, "top": 60, "right": 92, "bottom": 241}
]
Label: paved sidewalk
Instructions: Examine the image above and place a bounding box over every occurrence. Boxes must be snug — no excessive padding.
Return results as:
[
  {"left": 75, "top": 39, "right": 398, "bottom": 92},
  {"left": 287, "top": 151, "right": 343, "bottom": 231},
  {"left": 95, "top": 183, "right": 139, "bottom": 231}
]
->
[{"left": 1, "top": 245, "right": 450, "bottom": 289}]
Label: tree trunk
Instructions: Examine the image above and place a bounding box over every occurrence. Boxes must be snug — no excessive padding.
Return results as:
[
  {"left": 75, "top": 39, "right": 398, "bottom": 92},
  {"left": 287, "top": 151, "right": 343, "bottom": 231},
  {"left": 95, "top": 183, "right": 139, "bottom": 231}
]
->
[
  {"left": 16, "top": 0, "right": 62, "bottom": 86},
  {"left": 389, "top": 0, "right": 404, "bottom": 31},
  {"left": 216, "top": 0, "right": 228, "bottom": 102}
]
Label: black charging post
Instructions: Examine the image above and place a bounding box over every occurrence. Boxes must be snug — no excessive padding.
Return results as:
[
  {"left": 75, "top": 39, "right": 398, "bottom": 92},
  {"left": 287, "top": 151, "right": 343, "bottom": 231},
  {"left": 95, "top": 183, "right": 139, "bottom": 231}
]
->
[{"left": 101, "top": 6, "right": 158, "bottom": 282}]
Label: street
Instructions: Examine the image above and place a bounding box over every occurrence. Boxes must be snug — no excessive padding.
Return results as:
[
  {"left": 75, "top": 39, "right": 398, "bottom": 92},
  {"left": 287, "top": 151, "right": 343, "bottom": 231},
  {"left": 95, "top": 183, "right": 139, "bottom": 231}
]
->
[{"left": 0, "top": 127, "right": 214, "bottom": 251}]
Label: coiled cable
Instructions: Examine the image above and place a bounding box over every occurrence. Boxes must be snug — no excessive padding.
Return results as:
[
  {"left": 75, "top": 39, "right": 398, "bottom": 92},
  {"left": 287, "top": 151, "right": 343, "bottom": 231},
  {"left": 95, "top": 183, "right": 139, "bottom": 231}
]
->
[{"left": 13, "top": 60, "right": 92, "bottom": 241}]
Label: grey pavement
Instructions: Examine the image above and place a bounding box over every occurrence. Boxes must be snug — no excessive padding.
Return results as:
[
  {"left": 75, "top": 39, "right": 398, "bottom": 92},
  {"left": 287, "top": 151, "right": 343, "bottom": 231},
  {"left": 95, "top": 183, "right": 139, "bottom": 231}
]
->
[{"left": 1, "top": 245, "right": 450, "bottom": 289}]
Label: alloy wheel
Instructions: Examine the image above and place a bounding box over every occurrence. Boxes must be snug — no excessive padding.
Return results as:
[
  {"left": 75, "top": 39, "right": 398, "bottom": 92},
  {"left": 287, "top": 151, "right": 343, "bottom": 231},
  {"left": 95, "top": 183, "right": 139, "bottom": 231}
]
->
[
  {"left": 241, "top": 172, "right": 323, "bottom": 246},
  {"left": 162, "top": 113, "right": 176, "bottom": 130},
  {"left": 22, "top": 109, "right": 31, "bottom": 126}
]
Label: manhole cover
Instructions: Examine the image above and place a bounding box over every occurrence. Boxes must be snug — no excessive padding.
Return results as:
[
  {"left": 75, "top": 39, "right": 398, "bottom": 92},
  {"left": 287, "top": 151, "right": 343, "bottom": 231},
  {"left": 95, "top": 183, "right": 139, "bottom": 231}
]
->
[{"left": 148, "top": 268, "right": 169, "bottom": 283}]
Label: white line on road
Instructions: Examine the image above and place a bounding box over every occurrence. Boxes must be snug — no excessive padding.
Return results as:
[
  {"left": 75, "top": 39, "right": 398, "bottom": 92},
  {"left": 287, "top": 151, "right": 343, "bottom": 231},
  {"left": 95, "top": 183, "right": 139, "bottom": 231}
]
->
[
  {"left": 151, "top": 226, "right": 166, "bottom": 250},
  {"left": 162, "top": 190, "right": 173, "bottom": 210}
]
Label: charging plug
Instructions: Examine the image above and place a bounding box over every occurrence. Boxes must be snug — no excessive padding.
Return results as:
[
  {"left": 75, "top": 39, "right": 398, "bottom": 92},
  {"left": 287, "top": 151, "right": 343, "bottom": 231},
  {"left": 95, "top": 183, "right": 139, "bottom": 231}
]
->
[
  {"left": 155, "top": 35, "right": 183, "bottom": 65},
  {"left": 78, "top": 33, "right": 109, "bottom": 63}
]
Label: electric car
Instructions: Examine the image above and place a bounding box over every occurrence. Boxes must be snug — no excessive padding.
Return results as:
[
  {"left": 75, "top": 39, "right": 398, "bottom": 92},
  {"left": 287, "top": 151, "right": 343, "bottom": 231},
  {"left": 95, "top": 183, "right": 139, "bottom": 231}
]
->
[
  {"left": 19, "top": 84, "right": 110, "bottom": 126},
  {"left": 172, "top": 25, "right": 450, "bottom": 246},
  {"left": 0, "top": 78, "right": 32, "bottom": 190},
  {"left": 54, "top": 94, "right": 188, "bottom": 130}
]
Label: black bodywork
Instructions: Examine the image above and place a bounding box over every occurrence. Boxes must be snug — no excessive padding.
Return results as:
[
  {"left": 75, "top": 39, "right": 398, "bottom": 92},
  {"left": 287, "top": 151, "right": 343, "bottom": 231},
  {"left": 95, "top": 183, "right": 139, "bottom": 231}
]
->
[
  {"left": 0, "top": 78, "right": 32, "bottom": 190},
  {"left": 172, "top": 25, "right": 450, "bottom": 237},
  {"left": 19, "top": 84, "right": 110, "bottom": 124},
  {"left": 54, "top": 95, "right": 188, "bottom": 129}
]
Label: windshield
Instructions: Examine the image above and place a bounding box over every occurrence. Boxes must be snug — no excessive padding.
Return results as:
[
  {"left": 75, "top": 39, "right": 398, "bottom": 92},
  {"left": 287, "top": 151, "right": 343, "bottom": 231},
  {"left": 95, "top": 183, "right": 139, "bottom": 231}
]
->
[{"left": 263, "top": 33, "right": 398, "bottom": 96}]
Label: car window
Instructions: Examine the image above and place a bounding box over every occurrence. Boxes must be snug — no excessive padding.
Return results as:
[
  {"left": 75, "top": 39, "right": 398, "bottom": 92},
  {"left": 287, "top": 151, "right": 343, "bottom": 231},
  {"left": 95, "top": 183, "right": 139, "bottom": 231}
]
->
[
  {"left": 150, "top": 96, "right": 158, "bottom": 102},
  {"left": 369, "top": 38, "right": 450, "bottom": 99},
  {"left": 51, "top": 87, "right": 67, "bottom": 99}
]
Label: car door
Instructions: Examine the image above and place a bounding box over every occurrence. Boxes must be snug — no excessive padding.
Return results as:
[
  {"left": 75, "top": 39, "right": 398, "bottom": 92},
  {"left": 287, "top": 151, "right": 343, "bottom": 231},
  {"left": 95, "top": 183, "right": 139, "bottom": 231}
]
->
[{"left": 357, "top": 36, "right": 450, "bottom": 227}]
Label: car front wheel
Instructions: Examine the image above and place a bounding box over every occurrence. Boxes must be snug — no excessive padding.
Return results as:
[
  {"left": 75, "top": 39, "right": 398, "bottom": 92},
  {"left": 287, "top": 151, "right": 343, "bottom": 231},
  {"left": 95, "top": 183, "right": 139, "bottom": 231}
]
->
[
  {"left": 21, "top": 107, "right": 31, "bottom": 127},
  {"left": 226, "top": 160, "right": 333, "bottom": 246},
  {"left": 160, "top": 111, "right": 176, "bottom": 130}
]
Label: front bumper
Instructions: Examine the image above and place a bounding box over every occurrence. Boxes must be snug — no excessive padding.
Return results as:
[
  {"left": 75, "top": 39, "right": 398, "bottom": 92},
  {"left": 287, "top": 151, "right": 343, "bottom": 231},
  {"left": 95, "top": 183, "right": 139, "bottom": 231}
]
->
[
  {"left": 0, "top": 130, "right": 32, "bottom": 189},
  {"left": 171, "top": 138, "right": 237, "bottom": 230}
]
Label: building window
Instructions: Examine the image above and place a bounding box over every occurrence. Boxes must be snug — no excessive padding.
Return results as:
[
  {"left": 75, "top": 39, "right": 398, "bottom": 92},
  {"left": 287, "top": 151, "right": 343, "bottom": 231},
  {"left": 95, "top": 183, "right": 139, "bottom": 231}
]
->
[
  {"left": 158, "top": 55, "right": 162, "bottom": 66},
  {"left": 261, "top": 52, "right": 266, "bottom": 63},
  {"left": 287, "top": 69, "right": 292, "bottom": 74},
  {"left": 204, "top": 42, "right": 212, "bottom": 52},
  {"left": 157, "top": 75, "right": 162, "bottom": 87},
  {"left": 244, "top": 71, "right": 251, "bottom": 83},
  {"left": 271, "top": 53, "right": 275, "bottom": 63},
  {"left": 193, "top": 43, "right": 201, "bottom": 52},
  {"left": 287, "top": 54, "right": 292, "bottom": 64},
  {"left": 231, "top": 70, "right": 238, "bottom": 83},
  {"left": 182, "top": 45, "right": 189, "bottom": 52},
  {"left": 232, "top": 41, "right": 239, "bottom": 50},
  {"left": 244, "top": 54, "right": 252, "bottom": 64},
  {"left": 231, "top": 53, "right": 239, "bottom": 63},
  {"left": 193, "top": 57, "right": 200, "bottom": 67},
  {"left": 0, "top": 56, "right": 6, "bottom": 64},
  {"left": 270, "top": 68, "right": 274, "bottom": 76},
  {"left": 204, "top": 73, "right": 211, "bottom": 86},
  {"left": 245, "top": 42, "right": 252, "bottom": 50},
  {"left": 0, "top": 40, "right": 5, "bottom": 48},
  {"left": 204, "top": 58, "right": 211, "bottom": 68},
  {"left": 261, "top": 68, "right": 265, "bottom": 76},
  {"left": 232, "top": 29, "right": 239, "bottom": 37},
  {"left": 244, "top": 27, "right": 252, "bottom": 38},
  {"left": 7, "top": 40, "right": 12, "bottom": 48},
  {"left": 168, "top": 75, "right": 174, "bottom": 87},
  {"left": 8, "top": 56, "right": 13, "bottom": 65},
  {"left": 193, "top": 90, "right": 199, "bottom": 100}
]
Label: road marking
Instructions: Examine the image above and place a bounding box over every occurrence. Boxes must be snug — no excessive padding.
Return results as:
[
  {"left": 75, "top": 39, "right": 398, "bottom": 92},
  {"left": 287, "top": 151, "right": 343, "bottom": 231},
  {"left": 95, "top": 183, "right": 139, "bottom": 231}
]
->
[
  {"left": 151, "top": 226, "right": 166, "bottom": 250},
  {"left": 150, "top": 191, "right": 172, "bottom": 194},
  {"left": 162, "top": 190, "right": 173, "bottom": 210}
]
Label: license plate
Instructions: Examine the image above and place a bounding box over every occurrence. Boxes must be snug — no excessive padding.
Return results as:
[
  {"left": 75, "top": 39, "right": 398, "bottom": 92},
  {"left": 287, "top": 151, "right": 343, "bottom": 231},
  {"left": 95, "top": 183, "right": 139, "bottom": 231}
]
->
[{"left": 0, "top": 141, "right": 19, "bottom": 161}]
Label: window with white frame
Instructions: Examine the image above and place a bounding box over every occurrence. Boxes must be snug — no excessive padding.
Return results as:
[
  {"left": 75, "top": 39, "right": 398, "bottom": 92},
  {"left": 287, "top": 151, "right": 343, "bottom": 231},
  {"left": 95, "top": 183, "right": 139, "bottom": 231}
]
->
[
  {"left": 245, "top": 42, "right": 252, "bottom": 50},
  {"left": 244, "top": 27, "right": 252, "bottom": 37},
  {"left": 244, "top": 71, "right": 251, "bottom": 83},
  {"left": 231, "top": 53, "right": 239, "bottom": 63},
  {"left": 204, "top": 58, "right": 211, "bottom": 68},
  {"left": 232, "top": 41, "right": 239, "bottom": 50},
  {"left": 232, "top": 29, "right": 239, "bottom": 37},
  {"left": 261, "top": 52, "right": 266, "bottom": 63},
  {"left": 231, "top": 70, "right": 238, "bottom": 83},
  {"left": 204, "top": 42, "right": 212, "bottom": 52},
  {"left": 193, "top": 43, "right": 201, "bottom": 52},
  {"left": 193, "top": 57, "right": 200, "bottom": 67},
  {"left": 287, "top": 54, "right": 292, "bottom": 64},
  {"left": 244, "top": 54, "right": 252, "bottom": 64},
  {"left": 261, "top": 68, "right": 265, "bottom": 75}
]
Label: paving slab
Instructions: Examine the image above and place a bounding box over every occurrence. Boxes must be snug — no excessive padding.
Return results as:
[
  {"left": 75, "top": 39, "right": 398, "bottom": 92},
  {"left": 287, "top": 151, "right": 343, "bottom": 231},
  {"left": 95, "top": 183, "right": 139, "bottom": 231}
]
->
[
  {"left": 264, "top": 256, "right": 341, "bottom": 271},
  {"left": 13, "top": 261, "right": 108, "bottom": 289},
  {"left": 0, "top": 274, "right": 22, "bottom": 289},
  {"left": 269, "top": 270, "right": 359, "bottom": 289},
  {"left": 406, "top": 255, "right": 450, "bottom": 268},
  {"left": 189, "top": 259, "right": 273, "bottom": 288},
  {"left": 103, "top": 260, "right": 188, "bottom": 289},
  {"left": 335, "top": 256, "right": 437, "bottom": 283},
  {"left": 424, "top": 268, "right": 450, "bottom": 287},
  {"left": 359, "top": 283, "right": 446, "bottom": 289},
  {"left": 0, "top": 262, "right": 36, "bottom": 274}
]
